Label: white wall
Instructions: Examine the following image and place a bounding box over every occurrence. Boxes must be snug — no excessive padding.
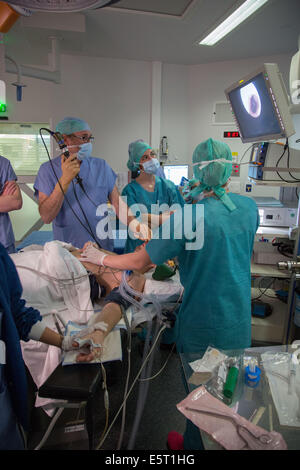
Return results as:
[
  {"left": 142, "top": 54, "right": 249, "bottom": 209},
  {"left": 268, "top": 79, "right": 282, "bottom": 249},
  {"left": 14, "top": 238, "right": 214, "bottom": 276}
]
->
[
  {"left": 4, "top": 55, "right": 152, "bottom": 172},
  {"left": 161, "top": 63, "right": 190, "bottom": 165}
]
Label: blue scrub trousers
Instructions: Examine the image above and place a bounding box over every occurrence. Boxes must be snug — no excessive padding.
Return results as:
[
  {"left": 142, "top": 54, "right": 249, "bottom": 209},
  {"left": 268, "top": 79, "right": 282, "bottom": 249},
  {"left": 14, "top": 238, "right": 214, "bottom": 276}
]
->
[{"left": 6, "top": 243, "right": 16, "bottom": 254}]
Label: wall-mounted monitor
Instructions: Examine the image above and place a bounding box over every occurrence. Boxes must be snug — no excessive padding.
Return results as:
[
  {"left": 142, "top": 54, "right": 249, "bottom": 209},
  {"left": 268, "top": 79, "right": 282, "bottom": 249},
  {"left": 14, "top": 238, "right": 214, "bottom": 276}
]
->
[
  {"left": 164, "top": 164, "right": 189, "bottom": 186},
  {"left": 225, "top": 63, "right": 295, "bottom": 143}
]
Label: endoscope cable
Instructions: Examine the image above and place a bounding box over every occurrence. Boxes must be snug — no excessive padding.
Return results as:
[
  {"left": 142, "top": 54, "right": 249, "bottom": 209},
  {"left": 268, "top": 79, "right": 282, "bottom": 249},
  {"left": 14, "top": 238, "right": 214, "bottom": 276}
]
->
[
  {"left": 116, "top": 305, "right": 132, "bottom": 450},
  {"left": 39, "top": 128, "right": 102, "bottom": 249}
]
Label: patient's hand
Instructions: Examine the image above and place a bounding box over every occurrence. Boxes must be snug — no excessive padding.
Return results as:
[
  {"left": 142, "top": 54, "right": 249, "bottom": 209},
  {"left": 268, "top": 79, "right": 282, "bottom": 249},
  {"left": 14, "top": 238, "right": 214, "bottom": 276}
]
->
[{"left": 74, "top": 330, "right": 105, "bottom": 363}]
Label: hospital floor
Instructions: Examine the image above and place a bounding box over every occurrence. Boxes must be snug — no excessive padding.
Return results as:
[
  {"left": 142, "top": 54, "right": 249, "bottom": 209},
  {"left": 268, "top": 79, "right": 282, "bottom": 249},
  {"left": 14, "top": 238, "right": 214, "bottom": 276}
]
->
[{"left": 26, "top": 331, "right": 187, "bottom": 451}]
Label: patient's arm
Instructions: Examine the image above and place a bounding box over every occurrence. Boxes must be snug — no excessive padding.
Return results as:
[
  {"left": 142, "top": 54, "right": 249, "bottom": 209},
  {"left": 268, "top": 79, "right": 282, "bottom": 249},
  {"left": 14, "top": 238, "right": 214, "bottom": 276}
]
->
[
  {"left": 70, "top": 248, "right": 146, "bottom": 362},
  {"left": 74, "top": 303, "right": 123, "bottom": 363},
  {"left": 71, "top": 248, "right": 146, "bottom": 295}
]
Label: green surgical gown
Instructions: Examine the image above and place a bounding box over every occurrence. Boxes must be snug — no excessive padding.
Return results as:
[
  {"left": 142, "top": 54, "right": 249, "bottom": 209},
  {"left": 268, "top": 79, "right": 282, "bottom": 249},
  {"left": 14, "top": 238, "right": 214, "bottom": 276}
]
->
[
  {"left": 146, "top": 193, "right": 259, "bottom": 353},
  {"left": 122, "top": 176, "right": 184, "bottom": 253}
]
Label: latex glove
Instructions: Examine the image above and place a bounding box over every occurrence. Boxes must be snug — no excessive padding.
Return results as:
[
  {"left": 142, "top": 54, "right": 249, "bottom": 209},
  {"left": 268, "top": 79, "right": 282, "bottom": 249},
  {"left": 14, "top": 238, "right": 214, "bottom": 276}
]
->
[
  {"left": 129, "top": 218, "right": 152, "bottom": 241},
  {"left": 79, "top": 244, "right": 107, "bottom": 266}
]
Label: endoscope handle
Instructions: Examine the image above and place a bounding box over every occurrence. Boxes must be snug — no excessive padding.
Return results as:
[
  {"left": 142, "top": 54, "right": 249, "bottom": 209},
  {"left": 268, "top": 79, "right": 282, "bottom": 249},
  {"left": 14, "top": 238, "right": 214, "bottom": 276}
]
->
[
  {"left": 45, "top": 128, "right": 83, "bottom": 187},
  {"left": 51, "top": 131, "right": 70, "bottom": 159}
]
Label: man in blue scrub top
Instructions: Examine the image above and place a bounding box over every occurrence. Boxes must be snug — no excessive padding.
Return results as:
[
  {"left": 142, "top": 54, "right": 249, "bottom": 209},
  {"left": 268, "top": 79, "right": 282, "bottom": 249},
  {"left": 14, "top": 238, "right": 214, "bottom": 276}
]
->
[
  {"left": 0, "top": 156, "right": 23, "bottom": 253},
  {"left": 80, "top": 138, "right": 259, "bottom": 450},
  {"left": 34, "top": 117, "right": 150, "bottom": 251}
]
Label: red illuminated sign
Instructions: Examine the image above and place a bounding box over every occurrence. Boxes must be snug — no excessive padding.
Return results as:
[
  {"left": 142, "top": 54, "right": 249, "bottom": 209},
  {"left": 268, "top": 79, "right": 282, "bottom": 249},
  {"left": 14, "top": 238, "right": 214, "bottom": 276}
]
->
[{"left": 223, "top": 131, "right": 240, "bottom": 138}]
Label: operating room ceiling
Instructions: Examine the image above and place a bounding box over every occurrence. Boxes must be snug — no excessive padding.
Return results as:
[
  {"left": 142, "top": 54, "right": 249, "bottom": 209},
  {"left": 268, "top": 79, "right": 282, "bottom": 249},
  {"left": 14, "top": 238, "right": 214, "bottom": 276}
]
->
[{"left": 4, "top": 0, "right": 300, "bottom": 67}]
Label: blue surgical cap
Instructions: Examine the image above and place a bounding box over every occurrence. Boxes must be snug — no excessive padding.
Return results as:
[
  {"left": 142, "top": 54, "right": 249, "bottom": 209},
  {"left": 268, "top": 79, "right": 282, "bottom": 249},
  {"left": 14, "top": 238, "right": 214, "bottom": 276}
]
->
[
  {"left": 191, "top": 138, "right": 236, "bottom": 211},
  {"left": 55, "top": 117, "right": 91, "bottom": 134},
  {"left": 127, "top": 140, "right": 152, "bottom": 171}
]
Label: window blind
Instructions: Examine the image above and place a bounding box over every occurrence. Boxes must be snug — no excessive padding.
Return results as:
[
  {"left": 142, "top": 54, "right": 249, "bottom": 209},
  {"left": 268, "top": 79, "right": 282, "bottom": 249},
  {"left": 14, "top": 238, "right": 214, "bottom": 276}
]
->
[{"left": 0, "top": 123, "right": 51, "bottom": 175}]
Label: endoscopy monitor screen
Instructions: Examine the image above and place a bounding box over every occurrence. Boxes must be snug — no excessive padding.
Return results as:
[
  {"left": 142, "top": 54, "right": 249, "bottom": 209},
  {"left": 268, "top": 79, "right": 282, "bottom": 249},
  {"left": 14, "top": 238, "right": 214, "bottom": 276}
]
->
[
  {"left": 164, "top": 165, "right": 189, "bottom": 186},
  {"left": 227, "top": 72, "right": 282, "bottom": 142}
]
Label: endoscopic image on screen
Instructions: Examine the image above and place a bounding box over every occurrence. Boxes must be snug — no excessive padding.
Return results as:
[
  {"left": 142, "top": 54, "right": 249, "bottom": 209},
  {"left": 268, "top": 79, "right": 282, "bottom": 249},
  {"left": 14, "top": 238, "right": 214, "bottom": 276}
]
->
[{"left": 228, "top": 73, "right": 282, "bottom": 140}]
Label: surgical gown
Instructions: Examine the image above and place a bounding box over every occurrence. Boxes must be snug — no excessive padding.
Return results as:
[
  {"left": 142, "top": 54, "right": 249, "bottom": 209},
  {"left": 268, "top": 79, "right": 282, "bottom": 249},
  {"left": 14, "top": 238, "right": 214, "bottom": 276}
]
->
[
  {"left": 0, "top": 156, "right": 18, "bottom": 252},
  {"left": 146, "top": 193, "right": 259, "bottom": 352},
  {"left": 34, "top": 156, "right": 117, "bottom": 251},
  {"left": 122, "top": 176, "right": 184, "bottom": 253}
]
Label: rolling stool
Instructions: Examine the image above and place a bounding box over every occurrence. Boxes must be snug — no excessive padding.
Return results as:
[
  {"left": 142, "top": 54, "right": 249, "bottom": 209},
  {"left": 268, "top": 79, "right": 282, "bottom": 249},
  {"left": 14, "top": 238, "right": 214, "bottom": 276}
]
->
[{"left": 36, "top": 363, "right": 103, "bottom": 450}]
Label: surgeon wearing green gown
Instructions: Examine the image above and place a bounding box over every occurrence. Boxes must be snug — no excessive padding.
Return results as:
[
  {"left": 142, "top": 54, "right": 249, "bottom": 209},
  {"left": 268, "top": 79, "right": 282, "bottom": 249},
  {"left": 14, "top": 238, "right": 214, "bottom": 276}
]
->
[
  {"left": 122, "top": 140, "right": 184, "bottom": 253},
  {"left": 80, "top": 138, "right": 259, "bottom": 450}
]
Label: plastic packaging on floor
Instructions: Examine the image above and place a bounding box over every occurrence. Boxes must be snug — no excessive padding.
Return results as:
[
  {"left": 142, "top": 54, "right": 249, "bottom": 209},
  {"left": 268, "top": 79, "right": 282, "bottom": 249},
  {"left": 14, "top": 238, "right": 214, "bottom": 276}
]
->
[{"left": 177, "top": 386, "right": 287, "bottom": 450}]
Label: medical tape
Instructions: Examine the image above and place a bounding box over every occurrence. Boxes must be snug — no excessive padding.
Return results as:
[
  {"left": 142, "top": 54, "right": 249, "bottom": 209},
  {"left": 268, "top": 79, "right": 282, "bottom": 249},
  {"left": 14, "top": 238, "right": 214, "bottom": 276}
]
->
[{"left": 62, "top": 321, "right": 108, "bottom": 351}]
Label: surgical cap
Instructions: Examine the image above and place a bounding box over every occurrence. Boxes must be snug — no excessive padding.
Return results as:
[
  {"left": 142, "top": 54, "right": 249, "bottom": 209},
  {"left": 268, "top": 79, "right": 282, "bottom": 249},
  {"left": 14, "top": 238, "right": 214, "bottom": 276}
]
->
[
  {"left": 127, "top": 140, "right": 152, "bottom": 171},
  {"left": 55, "top": 117, "right": 91, "bottom": 134},
  {"left": 191, "top": 138, "right": 236, "bottom": 211}
]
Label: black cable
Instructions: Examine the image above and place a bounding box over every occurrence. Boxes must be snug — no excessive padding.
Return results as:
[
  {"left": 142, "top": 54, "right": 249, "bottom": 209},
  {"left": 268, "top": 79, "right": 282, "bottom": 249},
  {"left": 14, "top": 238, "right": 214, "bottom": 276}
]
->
[
  {"left": 240, "top": 144, "right": 255, "bottom": 164},
  {"left": 39, "top": 128, "right": 102, "bottom": 248},
  {"left": 252, "top": 277, "right": 275, "bottom": 301},
  {"left": 72, "top": 180, "right": 102, "bottom": 249},
  {"left": 275, "top": 139, "right": 300, "bottom": 183}
]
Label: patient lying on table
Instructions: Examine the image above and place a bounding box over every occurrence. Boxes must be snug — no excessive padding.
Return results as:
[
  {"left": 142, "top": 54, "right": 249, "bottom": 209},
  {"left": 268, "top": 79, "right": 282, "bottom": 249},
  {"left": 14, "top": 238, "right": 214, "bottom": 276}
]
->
[
  {"left": 11, "top": 239, "right": 182, "bottom": 364},
  {"left": 10, "top": 240, "right": 182, "bottom": 411},
  {"left": 70, "top": 246, "right": 148, "bottom": 362}
]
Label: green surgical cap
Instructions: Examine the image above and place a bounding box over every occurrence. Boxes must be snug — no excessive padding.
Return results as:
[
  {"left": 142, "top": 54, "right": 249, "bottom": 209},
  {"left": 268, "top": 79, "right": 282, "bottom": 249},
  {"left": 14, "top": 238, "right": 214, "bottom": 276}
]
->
[
  {"left": 55, "top": 117, "right": 91, "bottom": 134},
  {"left": 191, "top": 138, "right": 236, "bottom": 211},
  {"left": 127, "top": 140, "right": 152, "bottom": 171}
]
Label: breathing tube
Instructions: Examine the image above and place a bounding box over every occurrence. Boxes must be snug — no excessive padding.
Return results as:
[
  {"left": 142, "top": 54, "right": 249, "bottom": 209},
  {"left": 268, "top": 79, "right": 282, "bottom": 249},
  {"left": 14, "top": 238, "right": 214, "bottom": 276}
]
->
[
  {"left": 119, "top": 270, "right": 162, "bottom": 322},
  {"left": 119, "top": 270, "right": 166, "bottom": 450}
]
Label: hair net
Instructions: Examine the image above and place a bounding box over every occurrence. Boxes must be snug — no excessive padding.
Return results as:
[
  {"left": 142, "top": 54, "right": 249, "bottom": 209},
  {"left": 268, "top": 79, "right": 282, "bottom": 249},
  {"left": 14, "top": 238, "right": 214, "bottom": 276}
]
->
[
  {"left": 55, "top": 117, "right": 91, "bottom": 134},
  {"left": 127, "top": 140, "right": 152, "bottom": 171},
  {"left": 191, "top": 138, "right": 236, "bottom": 211}
]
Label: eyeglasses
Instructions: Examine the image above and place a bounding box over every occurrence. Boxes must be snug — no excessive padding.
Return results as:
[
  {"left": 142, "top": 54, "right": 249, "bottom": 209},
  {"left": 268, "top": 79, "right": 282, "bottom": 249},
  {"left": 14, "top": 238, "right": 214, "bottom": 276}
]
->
[{"left": 65, "top": 133, "right": 95, "bottom": 144}]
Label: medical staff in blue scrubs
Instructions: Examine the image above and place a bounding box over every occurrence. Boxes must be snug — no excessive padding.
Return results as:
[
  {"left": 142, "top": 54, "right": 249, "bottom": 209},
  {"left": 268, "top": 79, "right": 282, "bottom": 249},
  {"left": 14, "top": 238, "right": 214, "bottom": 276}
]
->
[
  {"left": 122, "top": 140, "right": 184, "bottom": 253},
  {"left": 34, "top": 118, "right": 150, "bottom": 251},
  {"left": 0, "top": 155, "right": 23, "bottom": 253},
  {"left": 81, "top": 138, "right": 259, "bottom": 450}
]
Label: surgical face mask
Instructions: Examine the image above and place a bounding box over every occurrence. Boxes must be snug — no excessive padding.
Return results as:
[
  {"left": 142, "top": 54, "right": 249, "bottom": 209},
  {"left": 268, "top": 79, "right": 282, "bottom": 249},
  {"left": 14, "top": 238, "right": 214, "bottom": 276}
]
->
[
  {"left": 142, "top": 157, "right": 160, "bottom": 175},
  {"left": 77, "top": 142, "right": 92, "bottom": 161}
]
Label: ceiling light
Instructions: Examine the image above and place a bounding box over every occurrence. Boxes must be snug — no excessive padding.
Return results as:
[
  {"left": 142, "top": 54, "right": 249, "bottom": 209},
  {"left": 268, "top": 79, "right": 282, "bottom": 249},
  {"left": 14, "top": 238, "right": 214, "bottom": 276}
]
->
[
  {"left": 199, "top": 0, "right": 269, "bottom": 46},
  {"left": 5, "top": 0, "right": 121, "bottom": 13}
]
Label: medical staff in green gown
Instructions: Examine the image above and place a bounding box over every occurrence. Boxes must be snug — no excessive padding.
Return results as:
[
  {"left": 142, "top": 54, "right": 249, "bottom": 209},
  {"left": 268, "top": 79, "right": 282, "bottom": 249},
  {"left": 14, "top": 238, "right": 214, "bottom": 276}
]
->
[
  {"left": 80, "top": 138, "right": 259, "bottom": 450},
  {"left": 122, "top": 140, "right": 184, "bottom": 253}
]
